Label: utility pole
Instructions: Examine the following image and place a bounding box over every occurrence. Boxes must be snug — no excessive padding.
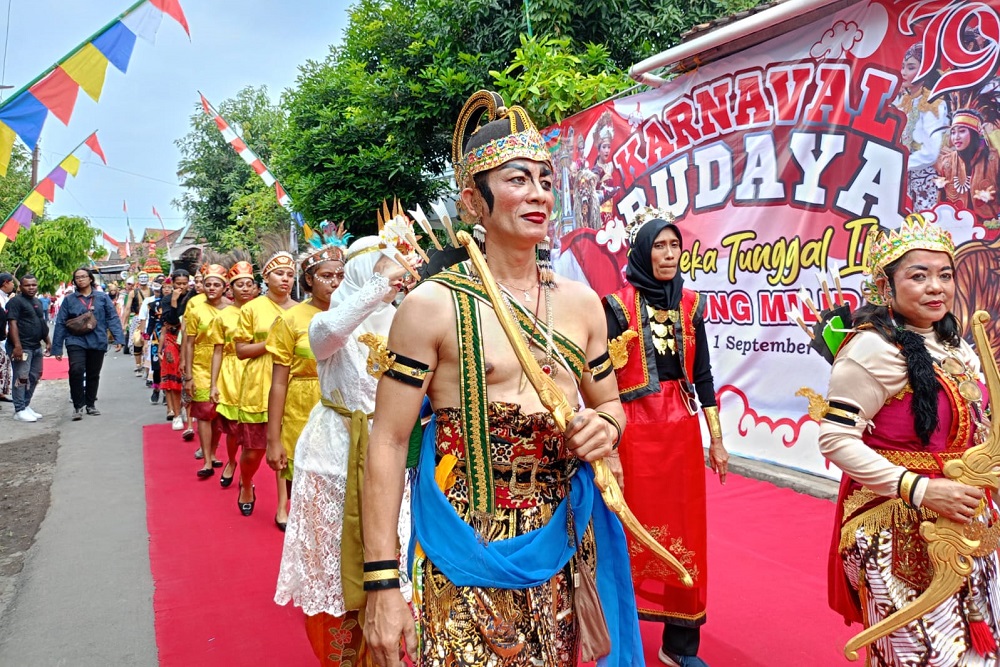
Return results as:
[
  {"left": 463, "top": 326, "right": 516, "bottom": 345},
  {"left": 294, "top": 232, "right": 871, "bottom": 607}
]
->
[{"left": 30, "top": 143, "right": 40, "bottom": 187}]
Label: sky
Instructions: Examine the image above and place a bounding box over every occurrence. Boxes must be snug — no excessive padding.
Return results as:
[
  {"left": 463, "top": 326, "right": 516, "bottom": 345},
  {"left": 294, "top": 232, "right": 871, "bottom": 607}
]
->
[{"left": 0, "top": 0, "right": 351, "bottom": 243}]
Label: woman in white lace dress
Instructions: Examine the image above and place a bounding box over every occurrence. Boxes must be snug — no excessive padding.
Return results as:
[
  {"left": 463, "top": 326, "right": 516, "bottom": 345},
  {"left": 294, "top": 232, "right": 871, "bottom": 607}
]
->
[{"left": 275, "top": 236, "right": 415, "bottom": 665}]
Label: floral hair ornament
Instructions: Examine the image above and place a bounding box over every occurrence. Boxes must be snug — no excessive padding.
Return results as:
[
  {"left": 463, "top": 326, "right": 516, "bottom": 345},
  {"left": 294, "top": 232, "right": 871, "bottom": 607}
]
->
[
  {"left": 451, "top": 90, "right": 551, "bottom": 190},
  {"left": 625, "top": 205, "right": 676, "bottom": 247},
  {"left": 861, "top": 212, "right": 956, "bottom": 305},
  {"left": 300, "top": 221, "right": 350, "bottom": 273},
  {"left": 376, "top": 199, "right": 426, "bottom": 281}
]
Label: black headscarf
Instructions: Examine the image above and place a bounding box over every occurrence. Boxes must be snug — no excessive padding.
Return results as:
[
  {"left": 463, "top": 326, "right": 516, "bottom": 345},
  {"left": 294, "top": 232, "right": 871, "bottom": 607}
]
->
[{"left": 626, "top": 218, "right": 684, "bottom": 310}]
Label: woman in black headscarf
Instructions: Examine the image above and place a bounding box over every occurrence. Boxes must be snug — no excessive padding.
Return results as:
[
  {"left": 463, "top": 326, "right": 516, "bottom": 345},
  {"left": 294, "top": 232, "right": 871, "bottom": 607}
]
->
[{"left": 603, "top": 211, "right": 727, "bottom": 667}]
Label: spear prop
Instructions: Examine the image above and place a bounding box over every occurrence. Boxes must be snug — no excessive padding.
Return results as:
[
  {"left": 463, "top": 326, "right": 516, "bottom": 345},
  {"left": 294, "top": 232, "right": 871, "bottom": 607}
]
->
[{"left": 456, "top": 230, "right": 693, "bottom": 586}]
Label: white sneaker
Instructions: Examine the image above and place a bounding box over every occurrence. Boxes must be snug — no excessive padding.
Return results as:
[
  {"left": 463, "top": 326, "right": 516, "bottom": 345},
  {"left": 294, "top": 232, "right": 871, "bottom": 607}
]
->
[
  {"left": 13, "top": 410, "right": 37, "bottom": 423},
  {"left": 172, "top": 416, "right": 184, "bottom": 431},
  {"left": 26, "top": 406, "right": 42, "bottom": 419}
]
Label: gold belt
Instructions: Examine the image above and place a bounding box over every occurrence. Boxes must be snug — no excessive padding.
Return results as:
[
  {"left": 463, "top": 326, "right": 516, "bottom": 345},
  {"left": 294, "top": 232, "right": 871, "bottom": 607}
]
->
[{"left": 872, "top": 448, "right": 964, "bottom": 473}]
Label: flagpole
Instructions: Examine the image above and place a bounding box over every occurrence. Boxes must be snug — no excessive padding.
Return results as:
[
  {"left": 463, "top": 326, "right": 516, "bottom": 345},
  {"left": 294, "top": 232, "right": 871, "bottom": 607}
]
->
[
  {"left": 0, "top": 0, "right": 147, "bottom": 109},
  {"left": 1, "top": 131, "right": 96, "bottom": 226}
]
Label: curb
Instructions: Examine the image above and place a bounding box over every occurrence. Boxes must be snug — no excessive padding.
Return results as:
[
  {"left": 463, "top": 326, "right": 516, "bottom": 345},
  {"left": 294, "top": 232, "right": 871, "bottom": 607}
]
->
[{"left": 723, "top": 454, "right": 839, "bottom": 501}]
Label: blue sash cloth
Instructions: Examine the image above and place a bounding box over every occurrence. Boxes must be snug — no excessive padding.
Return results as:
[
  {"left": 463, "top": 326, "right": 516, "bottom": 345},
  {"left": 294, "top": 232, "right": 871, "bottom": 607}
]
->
[{"left": 411, "top": 416, "right": 644, "bottom": 666}]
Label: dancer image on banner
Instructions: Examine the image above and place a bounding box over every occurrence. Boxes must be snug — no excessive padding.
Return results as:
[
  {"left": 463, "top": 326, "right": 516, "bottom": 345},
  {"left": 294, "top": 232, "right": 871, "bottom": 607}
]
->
[
  {"left": 362, "top": 90, "right": 641, "bottom": 667},
  {"left": 209, "top": 257, "right": 257, "bottom": 490},
  {"left": 952, "top": 235, "right": 1000, "bottom": 345},
  {"left": 604, "top": 207, "right": 728, "bottom": 667},
  {"left": 265, "top": 230, "right": 348, "bottom": 531},
  {"left": 590, "top": 109, "right": 621, "bottom": 220},
  {"left": 894, "top": 43, "right": 948, "bottom": 212},
  {"left": 813, "top": 214, "right": 1000, "bottom": 665},
  {"left": 274, "top": 235, "right": 418, "bottom": 666},
  {"left": 935, "top": 109, "right": 1000, "bottom": 225}
]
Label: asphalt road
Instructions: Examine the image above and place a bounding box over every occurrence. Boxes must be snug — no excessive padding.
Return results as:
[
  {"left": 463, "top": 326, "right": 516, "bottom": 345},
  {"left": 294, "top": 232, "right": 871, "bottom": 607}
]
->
[{"left": 0, "top": 352, "right": 160, "bottom": 666}]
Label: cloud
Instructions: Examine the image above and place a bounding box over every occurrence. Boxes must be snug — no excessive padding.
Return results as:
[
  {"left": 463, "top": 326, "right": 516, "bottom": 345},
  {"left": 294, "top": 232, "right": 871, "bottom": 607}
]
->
[
  {"left": 925, "top": 202, "right": 984, "bottom": 243},
  {"left": 596, "top": 216, "right": 628, "bottom": 253},
  {"left": 810, "top": 20, "right": 864, "bottom": 60},
  {"left": 850, "top": 2, "right": 888, "bottom": 59}
]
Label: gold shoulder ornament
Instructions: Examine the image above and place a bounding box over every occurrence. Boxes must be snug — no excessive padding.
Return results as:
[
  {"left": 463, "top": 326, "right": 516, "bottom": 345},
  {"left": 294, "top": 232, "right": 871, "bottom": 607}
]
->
[
  {"left": 358, "top": 332, "right": 394, "bottom": 379},
  {"left": 608, "top": 330, "right": 638, "bottom": 370}
]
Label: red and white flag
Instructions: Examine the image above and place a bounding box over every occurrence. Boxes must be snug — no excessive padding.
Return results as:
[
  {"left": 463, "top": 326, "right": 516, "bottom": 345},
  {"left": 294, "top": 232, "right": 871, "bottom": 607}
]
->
[{"left": 199, "top": 92, "right": 295, "bottom": 212}]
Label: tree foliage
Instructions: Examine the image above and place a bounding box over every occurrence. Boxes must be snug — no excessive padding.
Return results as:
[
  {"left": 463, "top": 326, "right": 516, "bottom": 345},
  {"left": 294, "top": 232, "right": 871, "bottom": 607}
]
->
[
  {"left": 174, "top": 86, "right": 291, "bottom": 253},
  {"left": 0, "top": 215, "right": 99, "bottom": 292},
  {"left": 0, "top": 146, "right": 32, "bottom": 219}
]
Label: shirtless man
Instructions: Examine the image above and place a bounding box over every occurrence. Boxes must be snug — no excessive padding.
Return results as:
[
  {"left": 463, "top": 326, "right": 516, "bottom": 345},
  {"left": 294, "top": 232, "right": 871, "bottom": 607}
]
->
[{"left": 362, "top": 90, "right": 638, "bottom": 667}]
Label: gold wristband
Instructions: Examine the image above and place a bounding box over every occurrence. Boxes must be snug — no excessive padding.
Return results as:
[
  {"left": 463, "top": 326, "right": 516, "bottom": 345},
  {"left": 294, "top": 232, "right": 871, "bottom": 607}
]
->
[
  {"left": 899, "top": 471, "right": 921, "bottom": 508},
  {"left": 362, "top": 569, "right": 399, "bottom": 583},
  {"left": 704, "top": 406, "right": 722, "bottom": 440}
]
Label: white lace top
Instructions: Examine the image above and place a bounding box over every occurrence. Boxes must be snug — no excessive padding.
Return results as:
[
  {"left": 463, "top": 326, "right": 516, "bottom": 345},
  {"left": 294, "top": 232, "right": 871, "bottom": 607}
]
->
[{"left": 275, "top": 273, "right": 411, "bottom": 617}]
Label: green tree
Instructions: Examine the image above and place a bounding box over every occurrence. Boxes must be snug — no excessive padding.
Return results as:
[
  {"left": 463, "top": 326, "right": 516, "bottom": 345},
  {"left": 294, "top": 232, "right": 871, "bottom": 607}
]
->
[
  {"left": 174, "top": 85, "right": 291, "bottom": 252},
  {"left": 269, "top": 0, "right": 767, "bottom": 235},
  {"left": 0, "top": 215, "right": 99, "bottom": 292}
]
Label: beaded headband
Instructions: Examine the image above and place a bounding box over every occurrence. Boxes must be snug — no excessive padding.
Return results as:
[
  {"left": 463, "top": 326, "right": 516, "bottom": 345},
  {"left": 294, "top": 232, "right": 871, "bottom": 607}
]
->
[
  {"left": 451, "top": 90, "right": 550, "bottom": 189},
  {"left": 952, "top": 110, "right": 983, "bottom": 134},
  {"left": 300, "top": 221, "right": 350, "bottom": 273},
  {"left": 228, "top": 261, "right": 255, "bottom": 283},
  {"left": 862, "top": 213, "right": 955, "bottom": 305},
  {"left": 262, "top": 252, "right": 295, "bottom": 277}
]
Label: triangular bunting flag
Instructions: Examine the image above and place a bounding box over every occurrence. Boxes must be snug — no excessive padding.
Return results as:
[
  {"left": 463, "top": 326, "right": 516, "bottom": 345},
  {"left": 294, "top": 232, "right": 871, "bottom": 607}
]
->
[
  {"left": 0, "top": 93, "right": 47, "bottom": 148},
  {"left": 49, "top": 166, "right": 69, "bottom": 188},
  {"left": 2, "top": 218, "right": 20, "bottom": 238},
  {"left": 151, "top": 0, "right": 191, "bottom": 37},
  {"left": 0, "top": 123, "right": 15, "bottom": 176},
  {"left": 29, "top": 68, "right": 81, "bottom": 125},
  {"left": 61, "top": 154, "right": 82, "bottom": 176},
  {"left": 91, "top": 21, "right": 137, "bottom": 74},
  {"left": 11, "top": 206, "right": 32, "bottom": 226},
  {"left": 85, "top": 133, "right": 107, "bottom": 163},
  {"left": 122, "top": 2, "right": 165, "bottom": 44},
  {"left": 36, "top": 178, "right": 57, "bottom": 202},
  {"left": 24, "top": 191, "right": 47, "bottom": 215},
  {"left": 61, "top": 43, "right": 111, "bottom": 102}
]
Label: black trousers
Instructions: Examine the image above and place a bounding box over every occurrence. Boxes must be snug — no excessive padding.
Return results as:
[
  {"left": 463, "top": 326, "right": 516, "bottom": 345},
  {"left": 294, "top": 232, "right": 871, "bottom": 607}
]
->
[
  {"left": 663, "top": 622, "right": 701, "bottom": 657},
  {"left": 67, "top": 346, "right": 106, "bottom": 409}
]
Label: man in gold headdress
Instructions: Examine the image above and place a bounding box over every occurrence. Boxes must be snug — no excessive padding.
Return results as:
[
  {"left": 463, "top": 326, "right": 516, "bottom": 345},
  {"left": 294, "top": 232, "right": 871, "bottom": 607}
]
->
[{"left": 362, "top": 91, "right": 642, "bottom": 666}]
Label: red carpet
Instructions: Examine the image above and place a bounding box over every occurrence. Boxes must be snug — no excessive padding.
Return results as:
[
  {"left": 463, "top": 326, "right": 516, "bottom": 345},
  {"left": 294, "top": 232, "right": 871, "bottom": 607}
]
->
[
  {"left": 145, "top": 423, "right": 854, "bottom": 666},
  {"left": 42, "top": 354, "right": 69, "bottom": 380}
]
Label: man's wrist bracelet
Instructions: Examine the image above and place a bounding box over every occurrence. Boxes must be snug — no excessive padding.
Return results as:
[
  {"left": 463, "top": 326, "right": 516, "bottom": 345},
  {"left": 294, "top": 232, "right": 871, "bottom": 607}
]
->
[
  {"left": 363, "top": 577, "right": 401, "bottom": 591},
  {"left": 595, "top": 411, "right": 622, "bottom": 450},
  {"left": 362, "top": 559, "right": 400, "bottom": 590}
]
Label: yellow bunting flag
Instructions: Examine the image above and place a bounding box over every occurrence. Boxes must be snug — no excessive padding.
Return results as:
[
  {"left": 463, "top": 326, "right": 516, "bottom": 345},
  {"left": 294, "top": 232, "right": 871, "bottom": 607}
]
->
[
  {"left": 60, "top": 43, "right": 111, "bottom": 103},
  {"left": 0, "top": 123, "right": 14, "bottom": 177},
  {"left": 24, "top": 191, "right": 46, "bottom": 215},
  {"left": 60, "top": 154, "right": 81, "bottom": 176}
]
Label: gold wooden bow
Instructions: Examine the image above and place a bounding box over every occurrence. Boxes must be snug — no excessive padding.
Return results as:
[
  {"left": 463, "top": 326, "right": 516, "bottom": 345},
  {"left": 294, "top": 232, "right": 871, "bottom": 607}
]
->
[
  {"left": 456, "top": 231, "right": 693, "bottom": 587},
  {"left": 844, "top": 310, "right": 1000, "bottom": 660}
]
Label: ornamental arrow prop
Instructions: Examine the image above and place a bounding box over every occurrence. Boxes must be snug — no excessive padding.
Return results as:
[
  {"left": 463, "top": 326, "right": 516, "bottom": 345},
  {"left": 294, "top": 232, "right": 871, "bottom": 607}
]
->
[{"left": 456, "top": 230, "right": 693, "bottom": 587}]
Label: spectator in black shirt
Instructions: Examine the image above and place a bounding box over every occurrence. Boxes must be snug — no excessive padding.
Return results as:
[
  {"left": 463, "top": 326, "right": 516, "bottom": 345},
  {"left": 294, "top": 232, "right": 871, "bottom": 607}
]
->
[{"left": 7, "top": 274, "right": 50, "bottom": 422}]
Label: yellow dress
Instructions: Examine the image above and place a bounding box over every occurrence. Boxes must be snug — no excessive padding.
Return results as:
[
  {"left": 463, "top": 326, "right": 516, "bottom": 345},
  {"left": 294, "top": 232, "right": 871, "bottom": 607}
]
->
[
  {"left": 234, "top": 295, "right": 288, "bottom": 423},
  {"left": 265, "top": 300, "right": 321, "bottom": 479},
  {"left": 185, "top": 297, "right": 224, "bottom": 402},
  {"left": 207, "top": 305, "right": 245, "bottom": 422}
]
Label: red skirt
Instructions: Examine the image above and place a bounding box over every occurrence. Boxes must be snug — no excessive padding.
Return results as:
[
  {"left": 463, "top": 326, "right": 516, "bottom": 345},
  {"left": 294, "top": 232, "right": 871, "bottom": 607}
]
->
[
  {"left": 189, "top": 401, "right": 218, "bottom": 422},
  {"left": 160, "top": 328, "right": 182, "bottom": 392},
  {"left": 236, "top": 422, "right": 267, "bottom": 450},
  {"left": 620, "top": 379, "right": 708, "bottom": 625}
]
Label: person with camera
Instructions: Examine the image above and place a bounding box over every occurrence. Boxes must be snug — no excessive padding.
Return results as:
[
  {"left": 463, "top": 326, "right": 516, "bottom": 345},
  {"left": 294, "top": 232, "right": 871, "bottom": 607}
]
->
[{"left": 51, "top": 267, "right": 125, "bottom": 420}]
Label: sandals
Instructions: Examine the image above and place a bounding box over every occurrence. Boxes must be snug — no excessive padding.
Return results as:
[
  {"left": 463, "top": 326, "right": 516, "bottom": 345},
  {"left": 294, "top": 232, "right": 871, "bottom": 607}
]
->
[
  {"left": 196, "top": 467, "right": 214, "bottom": 479},
  {"left": 220, "top": 462, "right": 236, "bottom": 488}
]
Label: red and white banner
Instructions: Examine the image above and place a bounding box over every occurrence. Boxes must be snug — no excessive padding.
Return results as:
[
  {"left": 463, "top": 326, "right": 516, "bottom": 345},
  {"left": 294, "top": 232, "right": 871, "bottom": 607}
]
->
[{"left": 545, "top": 0, "right": 1000, "bottom": 478}]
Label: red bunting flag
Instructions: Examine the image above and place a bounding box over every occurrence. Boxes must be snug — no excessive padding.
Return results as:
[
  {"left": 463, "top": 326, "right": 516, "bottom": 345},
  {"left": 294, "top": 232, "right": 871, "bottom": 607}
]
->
[{"left": 85, "top": 133, "right": 107, "bottom": 164}]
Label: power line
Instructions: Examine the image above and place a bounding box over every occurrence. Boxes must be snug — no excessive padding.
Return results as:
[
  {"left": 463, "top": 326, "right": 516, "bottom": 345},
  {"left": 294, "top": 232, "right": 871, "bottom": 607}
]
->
[{"left": 0, "top": 0, "right": 12, "bottom": 96}]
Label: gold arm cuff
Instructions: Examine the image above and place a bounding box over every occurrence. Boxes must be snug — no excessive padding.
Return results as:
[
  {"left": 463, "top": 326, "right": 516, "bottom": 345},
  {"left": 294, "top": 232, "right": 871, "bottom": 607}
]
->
[
  {"left": 899, "top": 471, "right": 920, "bottom": 507},
  {"left": 825, "top": 406, "right": 861, "bottom": 423},
  {"left": 703, "top": 406, "right": 722, "bottom": 440},
  {"left": 362, "top": 569, "right": 400, "bottom": 583},
  {"left": 389, "top": 360, "right": 428, "bottom": 380}
]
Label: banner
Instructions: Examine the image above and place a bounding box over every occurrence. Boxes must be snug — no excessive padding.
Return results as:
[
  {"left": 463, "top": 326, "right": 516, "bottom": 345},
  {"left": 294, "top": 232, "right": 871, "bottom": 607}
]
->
[{"left": 545, "top": 0, "right": 1000, "bottom": 478}]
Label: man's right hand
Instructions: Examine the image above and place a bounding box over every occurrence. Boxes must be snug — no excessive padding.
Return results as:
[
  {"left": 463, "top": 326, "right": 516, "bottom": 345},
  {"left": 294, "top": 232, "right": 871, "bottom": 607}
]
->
[
  {"left": 11, "top": 345, "right": 22, "bottom": 360},
  {"left": 364, "top": 589, "right": 417, "bottom": 667}
]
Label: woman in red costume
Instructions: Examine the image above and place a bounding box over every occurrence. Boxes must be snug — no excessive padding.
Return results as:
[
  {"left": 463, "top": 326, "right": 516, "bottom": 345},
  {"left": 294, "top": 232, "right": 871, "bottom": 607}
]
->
[
  {"left": 603, "top": 207, "right": 728, "bottom": 667},
  {"left": 818, "top": 214, "right": 1000, "bottom": 666}
]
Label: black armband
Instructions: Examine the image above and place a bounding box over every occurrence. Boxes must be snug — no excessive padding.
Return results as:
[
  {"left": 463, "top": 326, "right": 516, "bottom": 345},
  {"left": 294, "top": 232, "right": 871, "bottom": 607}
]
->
[
  {"left": 385, "top": 351, "right": 430, "bottom": 388},
  {"left": 823, "top": 400, "right": 861, "bottom": 426},
  {"left": 588, "top": 351, "right": 613, "bottom": 382}
]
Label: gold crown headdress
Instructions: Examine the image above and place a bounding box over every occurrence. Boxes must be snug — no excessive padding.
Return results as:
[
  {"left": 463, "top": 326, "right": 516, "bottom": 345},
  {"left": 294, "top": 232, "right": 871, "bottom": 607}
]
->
[
  {"left": 451, "top": 90, "right": 550, "bottom": 190},
  {"left": 862, "top": 213, "right": 956, "bottom": 305},
  {"left": 625, "top": 205, "right": 676, "bottom": 246}
]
